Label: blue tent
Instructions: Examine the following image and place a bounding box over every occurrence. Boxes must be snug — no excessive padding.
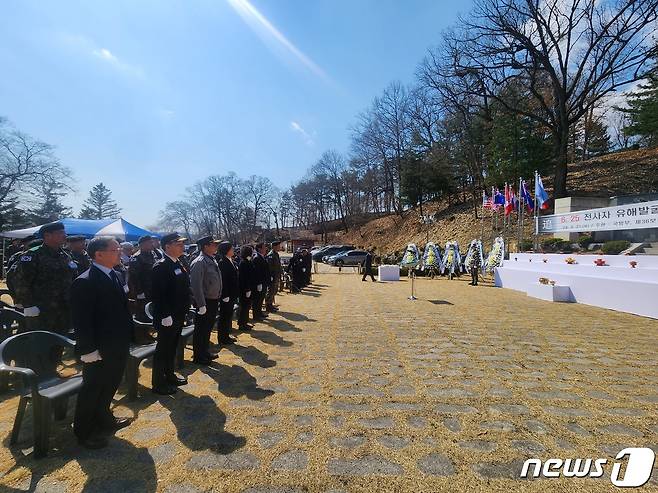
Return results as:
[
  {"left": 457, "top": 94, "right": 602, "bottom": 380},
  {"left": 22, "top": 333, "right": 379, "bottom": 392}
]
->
[{"left": 1, "top": 218, "right": 158, "bottom": 242}]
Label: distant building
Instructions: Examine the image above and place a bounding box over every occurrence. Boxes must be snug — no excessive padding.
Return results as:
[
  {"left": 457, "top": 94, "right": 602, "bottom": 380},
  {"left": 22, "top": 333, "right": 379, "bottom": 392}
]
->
[{"left": 282, "top": 229, "right": 319, "bottom": 252}]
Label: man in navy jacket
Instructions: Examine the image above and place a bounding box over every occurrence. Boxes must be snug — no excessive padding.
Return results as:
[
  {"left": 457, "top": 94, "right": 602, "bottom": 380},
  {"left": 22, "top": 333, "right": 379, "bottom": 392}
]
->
[
  {"left": 71, "top": 236, "right": 134, "bottom": 449},
  {"left": 151, "top": 233, "right": 191, "bottom": 395}
]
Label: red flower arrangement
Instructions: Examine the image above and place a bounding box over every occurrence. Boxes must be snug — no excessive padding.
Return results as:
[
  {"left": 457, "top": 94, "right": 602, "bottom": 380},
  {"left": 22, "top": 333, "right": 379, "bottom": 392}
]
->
[
  {"left": 629, "top": 261, "right": 637, "bottom": 268},
  {"left": 594, "top": 258, "right": 607, "bottom": 266}
]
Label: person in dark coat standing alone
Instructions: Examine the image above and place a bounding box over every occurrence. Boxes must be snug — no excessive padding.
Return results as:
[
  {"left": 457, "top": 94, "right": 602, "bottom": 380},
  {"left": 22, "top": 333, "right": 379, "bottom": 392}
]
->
[
  {"left": 71, "top": 237, "right": 134, "bottom": 449},
  {"left": 150, "top": 233, "right": 190, "bottom": 395},
  {"left": 237, "top": 245, "right": 255, "bottom": 330},
  {"left": 362, "top": 247, "right": 376, "bottom": 282},
  {"left": 251, "top": 242, "right": 270, "bottom": 321},
  {"left": 217, "top": 241, "right": 239, "bottom": 345}
]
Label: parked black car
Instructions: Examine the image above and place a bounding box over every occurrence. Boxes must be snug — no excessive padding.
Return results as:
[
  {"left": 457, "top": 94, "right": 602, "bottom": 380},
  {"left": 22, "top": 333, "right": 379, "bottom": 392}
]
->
[{"left": 312, "top": 245, "right": 354, "bottom": 262}]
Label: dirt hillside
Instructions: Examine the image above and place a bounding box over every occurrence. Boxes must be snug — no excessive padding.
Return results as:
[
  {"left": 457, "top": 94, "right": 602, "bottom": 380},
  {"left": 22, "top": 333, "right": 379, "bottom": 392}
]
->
[{"left": 329, "top": 148, "right": 658, "bottom": 255}]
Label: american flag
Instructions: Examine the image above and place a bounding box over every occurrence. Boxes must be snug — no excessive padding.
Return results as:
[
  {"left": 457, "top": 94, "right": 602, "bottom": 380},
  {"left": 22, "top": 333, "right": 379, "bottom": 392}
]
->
[{"left": 482, "top": 190, "right": 494, "bottom": 209}]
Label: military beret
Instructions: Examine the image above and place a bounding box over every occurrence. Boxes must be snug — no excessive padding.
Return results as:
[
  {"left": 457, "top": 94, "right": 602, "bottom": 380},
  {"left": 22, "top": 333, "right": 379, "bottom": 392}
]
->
[
  {"left": 39, "top": 221, "right": 65, "bottom": 236},
  {"left": 67, "top": 235, "right": 86, "bottom": 243},
  {"left": 197, "top": 235, "right": 220, "bottom": 248},
  {"left": 161, "top": 232, "right": 187, "bottom": 247},
  {"left": 217, "top": 241, "right": 233, "bottom": 255},
  {"left": 138, "top": 235, "right": 153, "bottom": 245}
]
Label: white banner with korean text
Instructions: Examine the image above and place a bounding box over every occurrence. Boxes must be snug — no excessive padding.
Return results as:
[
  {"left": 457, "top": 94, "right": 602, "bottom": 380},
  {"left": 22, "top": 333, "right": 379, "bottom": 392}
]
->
[{"left": 536, "top": 200, "right": 658, "bottom": 234}]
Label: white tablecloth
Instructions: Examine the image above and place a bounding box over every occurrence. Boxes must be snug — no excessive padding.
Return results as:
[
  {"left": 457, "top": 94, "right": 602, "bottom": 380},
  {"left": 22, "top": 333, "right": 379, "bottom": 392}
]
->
[{"left": 495, "top": 265, "right": 658, "bottom": 319}]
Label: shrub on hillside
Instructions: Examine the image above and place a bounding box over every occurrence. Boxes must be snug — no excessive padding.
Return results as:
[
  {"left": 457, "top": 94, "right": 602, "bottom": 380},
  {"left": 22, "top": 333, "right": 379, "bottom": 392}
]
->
[
  {"left": 578, "top": 234, "right": 594, "bottom": 249},
  {"left": 601, "top": 240, "right": 630, "bottom": 255},
  {"left": 519, "top": 239, "right": 533, "bottom": 251},
  {"left": 541, "top": 238, "right": 570, "bottom": 252}
]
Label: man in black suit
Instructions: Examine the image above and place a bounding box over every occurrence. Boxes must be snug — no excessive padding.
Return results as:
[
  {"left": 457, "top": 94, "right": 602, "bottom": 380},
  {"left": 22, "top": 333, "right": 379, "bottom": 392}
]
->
[
  {"left": 237, "top": 245, "right": 255, "bottom": 331},
  {"left": 216, "top": 241, "right": 239, "bottom": 345},
  {"left": 71, "top": 237, "right": 134, "bottom": 450},
  {"left": 151, "top": 233, "right": 191, "bottom": 395},
  {"left": 251, "top": 242, "right": 270, "bottom": 321},
  {"left": 362, "top": 247, "right": 376, "bottom": 282}
]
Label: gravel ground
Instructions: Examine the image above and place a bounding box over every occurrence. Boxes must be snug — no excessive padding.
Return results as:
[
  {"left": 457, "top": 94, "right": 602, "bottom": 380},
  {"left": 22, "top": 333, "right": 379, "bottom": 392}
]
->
[{"left": 0, "top": 272, "right": 656, "bottom": 492}]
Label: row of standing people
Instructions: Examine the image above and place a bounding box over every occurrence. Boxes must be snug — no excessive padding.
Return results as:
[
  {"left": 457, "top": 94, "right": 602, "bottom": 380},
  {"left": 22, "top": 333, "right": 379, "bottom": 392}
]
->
[{"left": 5, "top": 221, "right": 289, "bottom": 450}]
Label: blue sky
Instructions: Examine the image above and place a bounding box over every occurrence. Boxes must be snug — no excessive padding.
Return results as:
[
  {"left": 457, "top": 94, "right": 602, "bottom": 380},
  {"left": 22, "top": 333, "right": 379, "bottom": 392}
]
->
[{"left": 0, "top": 0, "right": 471, "bottom": 227}]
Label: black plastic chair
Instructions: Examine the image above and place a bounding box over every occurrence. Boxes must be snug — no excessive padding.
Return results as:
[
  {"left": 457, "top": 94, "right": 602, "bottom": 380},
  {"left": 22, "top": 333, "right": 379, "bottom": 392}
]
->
[
  {"left": 0, "top": 331, "right": 82, "bottom": 458},
  {"left": 0, "top": 307, "right": 26, "bottom": 342},
  {"left": 125, "top": 340, "right": 157, "bottom": 401},
  {"left": 177, "top": 310, "right": 196, "bottom": 369},
  {"left": 0, "top": 308, "right": 28, "bottom": 393}
]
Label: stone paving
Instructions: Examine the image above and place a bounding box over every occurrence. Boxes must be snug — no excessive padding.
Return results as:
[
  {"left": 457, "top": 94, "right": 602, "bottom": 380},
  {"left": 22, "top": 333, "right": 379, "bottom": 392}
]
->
[{"left": 0, "top": 272, "right": 657, "bottom": 492}]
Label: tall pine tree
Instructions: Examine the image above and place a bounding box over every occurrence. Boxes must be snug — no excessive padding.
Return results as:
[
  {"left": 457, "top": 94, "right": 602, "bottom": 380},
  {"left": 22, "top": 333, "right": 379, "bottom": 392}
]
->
[
  {"left": 79, "top": 183, "right": 121, "bottom": 219},
  {"left": 619, "top": 64, "right": 658, "bottom": 147}
]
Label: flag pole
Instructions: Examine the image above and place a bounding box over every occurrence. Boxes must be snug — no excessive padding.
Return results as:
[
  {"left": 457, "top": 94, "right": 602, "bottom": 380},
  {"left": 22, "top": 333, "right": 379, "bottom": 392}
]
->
[
  {"left": 533, "top": 170, "right": 539, "bottom": 251},
  {"left": 480, "top": 189, "right": 485, "bottom": 241},
  {"left": 491, "top": 186, "right": 496, "bottom": 243},
  {"left": 516, "top": 177, "right": 523, "bottom": 252}
]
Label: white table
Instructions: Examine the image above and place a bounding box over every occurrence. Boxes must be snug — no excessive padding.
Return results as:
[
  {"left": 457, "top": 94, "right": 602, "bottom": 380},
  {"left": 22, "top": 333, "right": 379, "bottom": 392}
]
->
[
  {"left": 378, "top": 265, "right": 400, "bottom": 281},
  {"left": 526, "top": 283, "right": 573, "bottom": 302},
  {"left": 495, "top": 264, "right": 658, "bottom": 319}
]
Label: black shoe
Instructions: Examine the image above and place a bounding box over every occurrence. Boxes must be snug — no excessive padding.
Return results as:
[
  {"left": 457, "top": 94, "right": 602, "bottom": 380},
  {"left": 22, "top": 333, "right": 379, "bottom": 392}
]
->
[
  {"left": 152, "top": 385, "right": 177, "bottom": 395},
  {"left": 266, "top": 306, "right": 278, "bottom": 312},
  {"left": 239, "top": 325, "right": 253, "bottom": 331},
  {"left": 101, "top": 417, "right": 132, "bottom": 433},
  {"left": 219, "top": 337, "right": 236, "bottom": 345},
  {"left": 206, "top": 352, "right": 219, "bottom": 360},
  {"left": 78, "top": 435, "right": 108, "bottom": 449},
  {"left": 167, "top": 375, "right": 188, "bottom": 386},
  {"left": 193, "top": 358, "right": 212, "bottom": 366}
]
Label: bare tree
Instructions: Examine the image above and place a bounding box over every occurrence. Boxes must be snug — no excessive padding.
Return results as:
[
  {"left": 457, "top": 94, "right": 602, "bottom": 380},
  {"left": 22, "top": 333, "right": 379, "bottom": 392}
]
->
[
  {"left": 312, "top": 150, "right": 349, "bottom": 232},
  {"left": 0, "top": 118, "right": 73, "bottom": 207},
  {"left": 244, "top": 175, "right": 275, "bottom": 232},
  {"left": 437, "top": 0, "right": 658, "bottom": 197}
]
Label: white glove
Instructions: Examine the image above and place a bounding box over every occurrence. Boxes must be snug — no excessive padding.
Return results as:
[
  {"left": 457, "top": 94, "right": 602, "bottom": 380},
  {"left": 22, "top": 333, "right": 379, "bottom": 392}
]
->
[
  {"left": 161, "top": 316, "right": 173, "bottom": 327},
  {"left": 222, "top": 297, "right": 229, "bottom": 302},
  {"left": 14, "top": 304, "right": 23, "bottom": 309},
  {"left": 245, "top": 291, "right": 251, "bottom": 298},
  {"left": 257, "top": 284, "right": 262, "bottom": 292},
  {"left": 270, "top": 277, "right": 274, "bottom": 282},
  {"left": 24, "top": 306, "right": 40, "bottom": 317},
  {"left": 81, "top": 350, "right": 102, "bottom": 363},
  {"left": 136, "top": 293, "right": 146, "bottom": 300},
  {"left": 197, "top": 306, "right": 207, "bottom": 315},
  {"left": 302, "top": 268, "right": 306, "bottom": 272}
]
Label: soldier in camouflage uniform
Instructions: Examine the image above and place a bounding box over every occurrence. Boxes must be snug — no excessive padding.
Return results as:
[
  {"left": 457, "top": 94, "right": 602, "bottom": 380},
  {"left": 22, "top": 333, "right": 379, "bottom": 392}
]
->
[
  {"left": 13, "top": 221, "right": 77, "bottom": 333},
  {"left": 67, "top": 235, "right": 91, "bottom": 277},
  {"left": 128, "top": 235, "right": 157, "bottom": 323},
  {"left": 6, "top": 235, "right": 36, "bottom": 273}
]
